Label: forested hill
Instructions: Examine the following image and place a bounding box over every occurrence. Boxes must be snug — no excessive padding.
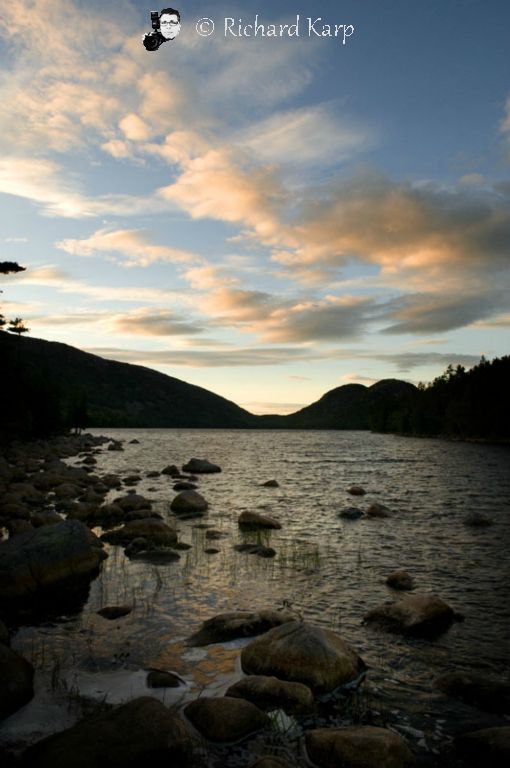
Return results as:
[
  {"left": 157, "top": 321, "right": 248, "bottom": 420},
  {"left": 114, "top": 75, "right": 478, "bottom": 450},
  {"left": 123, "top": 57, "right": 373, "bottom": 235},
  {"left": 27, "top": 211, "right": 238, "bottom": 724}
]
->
[
  {"left": 369, "top": 357, "right": 510, "bottom": 442},
  {"left": 0, "top": 333, "right": 256, "bottom": 437}
]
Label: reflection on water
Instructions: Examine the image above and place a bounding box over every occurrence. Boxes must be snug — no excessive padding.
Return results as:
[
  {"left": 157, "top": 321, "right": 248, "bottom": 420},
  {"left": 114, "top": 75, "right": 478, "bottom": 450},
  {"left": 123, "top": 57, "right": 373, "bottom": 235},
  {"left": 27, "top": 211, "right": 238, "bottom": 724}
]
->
[{"left": 3, "top": 429, "right": 510, "bottom": 760}]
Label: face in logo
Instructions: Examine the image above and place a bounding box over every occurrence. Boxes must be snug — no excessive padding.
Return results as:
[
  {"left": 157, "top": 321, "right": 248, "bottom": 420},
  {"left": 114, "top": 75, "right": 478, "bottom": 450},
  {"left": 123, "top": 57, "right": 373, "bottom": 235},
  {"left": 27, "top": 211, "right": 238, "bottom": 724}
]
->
[{"left": 159, "top": 9, "right": 181, "bottom": 40}]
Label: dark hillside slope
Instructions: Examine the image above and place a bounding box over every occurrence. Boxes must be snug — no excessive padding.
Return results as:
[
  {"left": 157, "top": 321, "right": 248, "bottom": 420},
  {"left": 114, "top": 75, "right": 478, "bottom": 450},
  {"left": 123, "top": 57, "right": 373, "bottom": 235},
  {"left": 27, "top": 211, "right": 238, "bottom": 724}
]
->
[{"left": 0, "top": 333, "right": 255, "bottom": 432}]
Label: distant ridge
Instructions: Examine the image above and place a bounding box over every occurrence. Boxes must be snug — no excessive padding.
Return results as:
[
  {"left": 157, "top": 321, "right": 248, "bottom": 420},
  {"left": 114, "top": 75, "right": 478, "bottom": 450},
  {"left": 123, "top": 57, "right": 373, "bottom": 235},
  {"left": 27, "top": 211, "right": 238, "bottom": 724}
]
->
[{"left": 0, "top": 333, "right": 421, "bottom": 434}]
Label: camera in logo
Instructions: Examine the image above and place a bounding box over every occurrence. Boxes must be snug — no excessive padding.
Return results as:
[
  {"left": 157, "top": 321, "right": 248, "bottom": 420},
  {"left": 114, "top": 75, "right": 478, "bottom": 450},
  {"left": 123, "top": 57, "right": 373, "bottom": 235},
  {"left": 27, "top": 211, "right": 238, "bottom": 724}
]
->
[{"left": 143, "top": 8, "right": 181, "bottom": 51}]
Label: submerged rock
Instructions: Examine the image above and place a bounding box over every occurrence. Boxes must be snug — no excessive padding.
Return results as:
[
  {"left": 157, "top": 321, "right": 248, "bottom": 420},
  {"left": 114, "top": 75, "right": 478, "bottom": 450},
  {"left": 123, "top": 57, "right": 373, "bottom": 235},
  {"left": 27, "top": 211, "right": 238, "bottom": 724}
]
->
[
  {"left": 97, "top": 605, "right": 132, "bottom": 620},
  {"left": 234, "top": 543, "right": 276, "bottom": 558},
  {"left": 173, "top": 481, "right": 197, "bottom": 491},
  {"left": 241, "top": 621, "right": 365, "bottom": 693},
  {"left": 339, "top": 507, "right": 363, "bottom": 520},
  {"left": 367, "top": 503, "right": 391, "bottom": 518},
  {"left": 184, "top": 696, "right": 269, "bottom": 742},
  {"left": 305, "top": 726, "right": 415, "bottom": 768},
  {"left": 102, "top": 518, "right": 177, "bottom": 547},
  {"left": 186, "top": 610, "right": 294, "bottom": 647},
  {"left": 463, "top": 512, "right": 493, "bottom": 527},
  {"left": 0, "top": 520, "right": 106, "bottom": 602},
  {"left": 182, "top": 458, "right": 221, "bottom": 474},
  {"left": 386, "top": 570, "right": 414, "bottom": 591},
  {"left": 436, "top": 672, "right": 510, "bottom": 714},
  {"left": 226, "top": 675, "right": 315, "bottom": 715},
  {"left": 262, "top": 480, "right": 279, "bottom": 488},
  {"left": 455, "top": 726, "right": 510, "bottom": 768},
  {"left": 170, "top": 490, "right": 208, "bottom": 517},
  {"left": 347, "top": 485, "right": 366, "bottom": 496},
  {"left": 0, "top": 644, "right": 34, "bottom": 720},
  {"left": 22, "top": 696, "right": 194, "bottom": 768},
  {"left": 364, "top": 593, "right": 455, "bottom": 637},
  {"left": 238, "top": 511, "right": 282, "bottom": 530}
]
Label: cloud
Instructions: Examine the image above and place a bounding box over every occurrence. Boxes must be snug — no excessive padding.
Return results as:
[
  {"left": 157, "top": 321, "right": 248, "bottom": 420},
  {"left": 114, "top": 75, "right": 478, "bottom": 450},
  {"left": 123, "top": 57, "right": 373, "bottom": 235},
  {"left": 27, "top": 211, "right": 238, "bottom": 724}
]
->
[
  {"left": 110, "top": 309, "right": 204, "bottom": 336},
  {"left": 4, "top": 237, "right": 28, "bottom": 243},
  {"left": 56, "top": 228, "right": 197, "bottom": 266}
]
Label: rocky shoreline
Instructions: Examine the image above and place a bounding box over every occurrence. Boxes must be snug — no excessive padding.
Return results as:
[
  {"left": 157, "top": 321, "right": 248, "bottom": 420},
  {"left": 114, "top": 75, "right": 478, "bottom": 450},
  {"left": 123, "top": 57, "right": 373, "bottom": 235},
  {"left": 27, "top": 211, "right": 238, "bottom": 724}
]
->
[{"left": 1, "top": 433, "right": 509, "bottom": 767}]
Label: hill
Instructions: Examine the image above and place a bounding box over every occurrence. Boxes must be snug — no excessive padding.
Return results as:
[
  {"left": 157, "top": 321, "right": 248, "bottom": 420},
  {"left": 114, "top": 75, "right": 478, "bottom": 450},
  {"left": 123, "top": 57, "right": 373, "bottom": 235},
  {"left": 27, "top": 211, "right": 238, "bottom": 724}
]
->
[{"left": 0, "top": 333, "right": 255, "bottom": 438}]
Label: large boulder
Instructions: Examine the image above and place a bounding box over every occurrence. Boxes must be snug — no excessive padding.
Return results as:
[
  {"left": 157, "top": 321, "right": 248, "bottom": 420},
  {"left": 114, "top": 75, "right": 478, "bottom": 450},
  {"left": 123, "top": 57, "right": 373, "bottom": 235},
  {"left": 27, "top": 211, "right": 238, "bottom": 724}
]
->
[
  {"left": 101, "top": 518, "right": 177, "bottom": 547},
  {"left": 305, "top": 726, "right": 415, "bottom": 768},
  {"left": 0, "top": 644, "right": 34, "bottom": 720},
  {"left": 0, "top": 520, "right": 106, "bottom": 602},
  {"left": 22, "top": 697, "right": 194, "bottom": 768},
  {"left": 186, "top": 610, "right": 294, "bottom": 647},
  {"left": 363, "top": 593, "right": 455, "bottom": 637},
  {"left": 241, "top": 621, "right": 365, "bottom": 693},
  {"left": 170, "top": 491, "right": 208, "bottom": 517},
  {"left": 184, "top": 696, "right": 269, "bottom": 742},
  {"left": 455, "top": 726, "right": 510, "bottom": 768},
  {"left": 436, "top": 672, "right": 510, "bottom": 714},
  {"left": 182, "top": 458, "right": 221, "bottom": 474},
  {"left": 226, "top": 675, "right": 315, "bottom": 715},
  {"left": 238, "top": 511, "right": 281, "bottom": 530},
  {"left": 116, "top": 494, "right": 152, "bottom": 513}
]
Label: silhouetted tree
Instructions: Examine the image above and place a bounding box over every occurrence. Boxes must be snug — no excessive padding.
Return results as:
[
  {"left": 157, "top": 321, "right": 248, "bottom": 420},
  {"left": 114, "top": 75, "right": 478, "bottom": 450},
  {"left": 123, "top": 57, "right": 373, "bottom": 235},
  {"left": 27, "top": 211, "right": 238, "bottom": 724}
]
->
[
  {"left": 0, "top": 314, "right": 6, "bottom": 331},
  {"left": 7, "top": 317, "right": 29, "bottom": 336},
  {"left": 0, "top": 261, "right": 26, "bottom": 274}
]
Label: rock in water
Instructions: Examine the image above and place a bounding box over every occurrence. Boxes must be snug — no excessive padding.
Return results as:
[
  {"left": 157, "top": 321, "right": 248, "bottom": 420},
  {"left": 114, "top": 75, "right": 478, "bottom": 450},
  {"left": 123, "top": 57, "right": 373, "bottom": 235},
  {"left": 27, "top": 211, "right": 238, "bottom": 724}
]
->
[
  {"left": 367, "top": 503, "right": 391, "bottom": 518},
  {"left": 339, "top": 507, "right": 363, "bottom": 520},
  {"left": 305, "top": 726, "right": 415, "bottom": 768},
  {"left": 101, "top": 518, "right": 177, "bottom": 547},
  {"left": 241, "top": 621, "right": 365, "bottom": 693},
  {"left": 186, "top": 610, "right": 294, "bottom": 646},
  {"left": 22, "top": 697, "right": 194, "bottom": 768},
  {"left": 347, "top": 485, "right": 366, "bottom": 496},
  {"left": 435, "top": 672, "right": 510, "bottom": 714},
  {"left": 0, "top": 520, "right": 105, "bottom": 602},
  {"left": 262, "top": 480, "right": 279, "bottom": 488},
  {"left": 184, "top": 696, "right": 269, "bottom": 742},
  {"left": 170, "top": 491, "right": 208, "bottom": 517},
  {"left": 386, "top": 570, "right": 414, "bottom": 591},
  {"left": 238, "top": 511, "right": 282, "bottom": 529},
  {"left": 97, "top": 605, "right": 132, "bottom": 620},
  {"left": 182, "top": 458, "right": 221, "bottom": 474},
  {"left": 364, "top": 593, "right": 455, "bottom": 637},
  {"left": 455, "top": 726, "right": 510, "bottom": 768},
  {"left": 226, "top": 675, "right": 315, "bottom": 715},
  {"left": 0, "top": 645, "right": 34, "bottom": 720}
]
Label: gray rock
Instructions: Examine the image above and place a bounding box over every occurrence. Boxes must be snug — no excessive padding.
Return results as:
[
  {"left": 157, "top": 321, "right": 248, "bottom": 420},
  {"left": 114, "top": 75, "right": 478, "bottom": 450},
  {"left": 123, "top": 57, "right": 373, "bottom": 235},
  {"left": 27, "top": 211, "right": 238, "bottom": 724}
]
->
[
  {"left": 305, "top": 726, "right": 415, "bottom": 768},
  {"left": 22, "top": 696, "right": 194, "bottom": 768},
  {"left": 226, "top": 675, "right": 315, "bottom": 715},
  {"left": 170, "top": 491, "right": 208, "bottom": 517},
  {"left": 241, "top": 621, "right": 365, "bottom": 693},
  {"left": 184, "top": 696, "right": 268, "bottom": 742},
  {"left": 364, "top": 593, "right": 455, "bottom": 637},
  {"left": 187, "top": 610, "right": 294, "bottom": 647},
  {"left": 238, "top": 511, "right": 281, "bottom": 530},
  {"left": 0, "top": 520, "right": 106, "bottom": 602},
  {"left": 0, "top": 644, "right": 34, "bottom": 720},
  {"left": 182, "top": 458, "right": 221, "bottom": 474}
]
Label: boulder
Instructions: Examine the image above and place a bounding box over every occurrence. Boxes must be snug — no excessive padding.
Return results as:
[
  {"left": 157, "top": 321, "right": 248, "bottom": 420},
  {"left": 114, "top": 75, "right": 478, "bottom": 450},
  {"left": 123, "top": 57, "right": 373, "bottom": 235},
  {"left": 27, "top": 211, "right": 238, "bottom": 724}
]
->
[
  {"left": 147, "top": 471, "right": 160, "bottom": 478},
  {"left": 339, "top": 507, "right": 363, "bottom": 520},
  {"left": 241, "top": 621, "right": 365, "bottom": 693},
  {"left": 364, "top": 593, "right": 455, "bottom": 637},
  {"left": 184, "top": 696, "right": 268, "bottom": 742},
  {"left": 347, "top": 485, "right": 366, "bottom": 496},
  {"left": 101, "top": 474, "right": 122, "bottom": 489},
  {"left": 146, "top": 669, "right": 184, "bottom": 688},
  {"left": 107, "top": 442, "right": 124, "bottom": 452},
  {"left": 101, "top": 519, "right": 177, "bottom": 547},
  {"left": 186, "top": 610, "right": 295, "bottom": 647},
  {"left": 305, "top": 726, "right": 415, "bottom": 768},
  {"left": 170, "top": 491, "right": 208, "bottom": 517},
  {"left": 22, "top": 696, "right": 194, "bottom": 768},
  {"left": 97, "top": 605, "right": 132, "bottom": 620},
  {"left": 31, "top": 511, "right": 63, "bottom": 528},
  {"left": 464, "top": 512, "right": 493, "bottom": 527},
  {"left": 0, "top": 520, "right": 106, "bottom": 602},
  {"left": 367, "top": 503, "right": 391, "bottom": 518},
  {"left": 182, "top": 458, "right": 221, "bottom": 474},
  {"left": 386, "top": 570, "right": 414, "bottom": 591},
  {"left": 116, "top": 494, "right": 152, "bottom": 513},
  {"left": 262, "top": 480, "right": 279, "bottom": 488},
  {"left": 161, "top": 465, "right": 180, "bottom": 476},
  {"left": 129, "top": 439, "right": 140, "bottom": 444},
  {"left": 455, "top": 726, "right": 510, "bottom": 768},
  {"left": 0, "top": 644, "right": 34, "bottom": 720},
  {"left": 54, "top": 483, "right": 81, "bottom": 499},
  {"left": 226, "top": 675, "right": 315, "bottom": 715},
  {"left": 435, "top": 672, "right": 510, "bottom": 714},
  {"left": 238, "top": 511, "right": 281, "bottom": 530},
  {"left": 173, "top": 482, "right": 197, "bottom": 491}
]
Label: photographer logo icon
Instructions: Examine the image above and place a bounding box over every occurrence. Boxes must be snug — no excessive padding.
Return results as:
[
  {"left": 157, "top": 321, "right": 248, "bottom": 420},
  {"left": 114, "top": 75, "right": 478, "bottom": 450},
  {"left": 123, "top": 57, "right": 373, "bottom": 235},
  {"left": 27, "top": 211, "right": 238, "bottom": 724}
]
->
[{"left": 143, "top": 8, "right": 181, "bottom": 51}]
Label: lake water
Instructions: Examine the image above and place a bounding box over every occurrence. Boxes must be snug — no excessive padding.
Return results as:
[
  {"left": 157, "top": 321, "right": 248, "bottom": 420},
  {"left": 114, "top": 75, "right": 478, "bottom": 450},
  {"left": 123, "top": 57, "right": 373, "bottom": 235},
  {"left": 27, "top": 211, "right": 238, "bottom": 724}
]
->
[{"left": 3, "top": 429, "right": 510, "bottom": 764}]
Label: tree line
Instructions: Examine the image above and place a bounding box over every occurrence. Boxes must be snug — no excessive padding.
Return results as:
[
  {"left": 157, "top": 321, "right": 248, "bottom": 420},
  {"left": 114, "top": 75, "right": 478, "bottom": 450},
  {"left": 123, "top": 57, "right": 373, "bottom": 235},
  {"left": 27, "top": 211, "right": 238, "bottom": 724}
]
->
[{"left": 0, "top": 261, "right": 30, "bottom": 336}]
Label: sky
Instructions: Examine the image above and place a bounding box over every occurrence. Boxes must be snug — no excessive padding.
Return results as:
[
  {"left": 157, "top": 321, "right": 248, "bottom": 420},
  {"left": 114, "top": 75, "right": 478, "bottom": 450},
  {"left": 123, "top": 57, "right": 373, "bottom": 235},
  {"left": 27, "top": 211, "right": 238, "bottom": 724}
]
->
[{"left": 0, "top": 0, "right": 509, "bottom": 414}]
